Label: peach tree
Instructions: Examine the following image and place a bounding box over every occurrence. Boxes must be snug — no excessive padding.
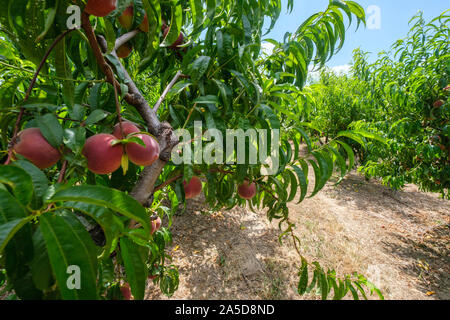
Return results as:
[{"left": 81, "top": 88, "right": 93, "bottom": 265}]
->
[
  {"left": 0, "top": 0, "right": 382, "bottom": 299},
  {"left": 305, "top": 12, "right": 449, "bottom": 198}
]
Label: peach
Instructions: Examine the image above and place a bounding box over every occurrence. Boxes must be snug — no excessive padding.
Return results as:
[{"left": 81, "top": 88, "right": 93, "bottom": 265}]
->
[
  {"left": 125, "top": 134, "right": 160, "bottom": 166},
  {"left": 117, "top": 42, "right": 133, "bottom": 59},
  {"left": 118, "top": 5, "right": 133, "bottom": 30},
  {"left": 183, "top": 176, "right": 202, "bottom": 199},
  {"left": 112, "top": 122, "right": 140, "bottom": 139},
  {"left": 120, "top": 283, "right": 132, "bottom": 300},
  {"left": 13, "top": 127, "right": 61, "bottom": 169},
  {"left": 139, "top": 14, "right": 149, "bottom": 33},
  {"left": 82, "top": 134, "right": 123, "bottom": 174},
  {"left": 237, "top": 180, "right": 257, "bottom": 200},
  {"left": 151, "top": 217, "right": 162, "bottom": 235},
  {"left": 163, "top": 27, "right": 184, "bottom": 49},
  {"left": 433, "top": 100, "right": 444, "bottom": 108},
  {"left": 84, "top": 0, "right": 116, "bottom": 17}
]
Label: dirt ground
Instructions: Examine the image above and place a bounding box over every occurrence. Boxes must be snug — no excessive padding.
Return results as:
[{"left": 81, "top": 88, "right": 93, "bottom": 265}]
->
[{"left": 146, "top": 171, "right": 449, "bottom": 300}]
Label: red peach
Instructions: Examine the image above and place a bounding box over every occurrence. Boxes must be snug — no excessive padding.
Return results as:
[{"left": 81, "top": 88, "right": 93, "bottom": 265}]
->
[
  {"left": 163, "top": 27, "right": 184, "bottom": 49},
  {"left": 120, "top": 283, "right": 132, "bottom": 300},
  {"left": 183, "top": 176, "right": 202, "bottom": 199},
  {"left": 116, "top": 42, "right": 133, "bottom": 59},
  {"left": 433, "top": 100, "right": 444, "bottom": 108},
  {"left": 118, "top": 5, "right": 133, "bottom": 30},
  {"left": 82, "top": 134, "right": 123, "bottom": 174},
  {"left": 151, "top": 217, "right": 162, "bottom": 235},
  {"left": 13, "top": 127, "right": 61, "bottom": 169},
  {"left": 84, "top": 0, "right": 116, "bottom": 17},
  {"left": 125, "top": 134, "right": 160, "bottom": 166},
  {"left": 139, "top": 14, "right": 149, "bottom": 33},
  {"left": 112, "top": 122, "right": 140, "bottom": 139},
  {"left": 237, "top": 181, "right": 257, "bottom": 200}
]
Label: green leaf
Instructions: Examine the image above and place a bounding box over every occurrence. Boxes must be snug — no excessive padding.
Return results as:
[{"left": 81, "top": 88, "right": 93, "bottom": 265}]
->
[
  {"left": 120, "top": 237, "right": 148, "bottom": 300},
  {"left": 346, "top": 279, "right": 359, "bottom": 300},
  {"left": 161, "top": 1, "right": 182, "bottom": 47},
  {"left": 298, "top": 259, "right": 309, "bottom": 295},
  {"left": 13, "top": 160, "right": 49, "bottom": 199},
  {"left": 39, "top": 211, "right": 99, "bottom": 300},
  {"left": 37, "top": 113, "right": 64, "bottom": 148},
  {"left": 30, "top": 228, "right": 54, "bottom": 291},
  {"left": 259, "top": 104, "right": 280, "bottom": 129},
  {"left": 206, "top": 0, "right": 216, "bottom": 21},
  {"left": 49, "top": 185, "right": 151, "bottom": 236},
  {"left": 194, "top": 95, "right": 220, "bottom": 105},
  {"left": 188, "top": 56, "right": 211, "bottom": 81},
  {"left": 189, "top": 0, "right": 203, "bottom": 29},
  {"left": 336, "top": 140, "right": 355, "bottom": 172},
  {"left": 0, "top": 165, "right": 33, "bottom": 205},
  {"left": 36, "top": 4, "right": 57, "bottom": 42},
  {"left": 0, "top": 216, "right": 33, "bottom": 253},
  {"left": 212, "top": 79, "right": 232, "bottom": 110},
  {"left": 337, "top": 131, "right": 366, "bottom": 150},
  {"left": 103, "top": 18, "right": 116, "bottom": 53},
  {"left": 307, "top": 157, "right": 322, "bottom": 198},
  {"left": 285, "top": 169, "right": 298, "bottom": 202},
  {"left": 295, "top": 126, "right": 312, "bottom": 153},
  {"left": 320, "top": 271, "right": 329, "bottom": 300},
  {"left": 0, "top": 77, "right": 24, "bottom": 110},
  {"left": 352, "top": 129, "right": 387, "bottom": 144},
  {"left": 168, "top": 80, "right": 192, "bottom": 98},
  {"left": 63, "top": 127, "right": 86, "bottom": 153},
  {"left": 327, "top": 146, "right": 347, "bottom": 179},
  {"left": 59, "top": 202, "right": 124, "bottom": 259},
  {"left": 291, "top": 165, "right": 308, "bottom": 203},
  {"left": 84, "top": 109, "right": 108, "bottom": 126},
  {"left": 54, "top": 37, "right": 74, "bottom": 107}
]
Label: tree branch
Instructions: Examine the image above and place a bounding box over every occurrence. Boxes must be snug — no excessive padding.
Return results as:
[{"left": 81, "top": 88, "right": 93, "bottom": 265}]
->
[
  {"left": 115, "top": 30, "right": 140, "bottom": 51},
  {"left": 81, "top": 14, "right": 179, "bottom": 205},
  {"left": 153, "top": 174, "right": 183, "bottom": 193},
  {"left": 153, "top": 71, "right": 182, "bottom": 112},
  {"left": 81, "top": 12, "right": 121, "bottom": 92}
]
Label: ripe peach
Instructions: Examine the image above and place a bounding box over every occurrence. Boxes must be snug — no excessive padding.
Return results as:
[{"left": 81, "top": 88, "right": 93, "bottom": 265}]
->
[
  {"left": 433, "top": 100, "right": 444, "bottom": 108},
  {"left": 125, "top": 134, "right": 160, "bottom": 166},
  {"left": 151, "top": 217, "right": 162, "bottom": 235},
  {"left": 120, "top": 283, "right": 132, "bottom": 300},
  {"left": 118, "top": 5, "right": 133, "bottom": 30},
  {"left": 139, "top": 14, "right": 149, "bottom": 33},
  {"left": 112, "top": 122, "right": 140, "bottom": 139},
  {"left": 13, "top": 127, "right": 61, "bottom": 169},
  {"left": 84, "top": 0, "right": 116, "bottom": 17},
  {"left": 237, "top": 181, "right": 257, "bottom": 200},
  {"left": 183, "top": 176, "right": 202, "bottom": 199},
  {"left": 117, "top": 42, "right": 133, "bottom": 59},
  {"left": 162, "top": 27, "right": 184, "bottom": 49},
  {"left": 82, "top": 134, "right": 123, "bottom": 174}
]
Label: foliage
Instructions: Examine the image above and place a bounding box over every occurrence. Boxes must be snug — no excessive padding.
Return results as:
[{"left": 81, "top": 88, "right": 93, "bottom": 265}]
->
[
  {"left": 306, "top": 11, "right": 449, "bottom": 198},
  {"left": 0, "top": 0, "right": 383, "bottom": 300}
]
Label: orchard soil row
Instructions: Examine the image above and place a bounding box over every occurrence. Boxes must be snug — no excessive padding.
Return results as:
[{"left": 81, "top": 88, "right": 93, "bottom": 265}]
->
[{"left": 147, "top": 170, "right": 449, "bottom": 300}]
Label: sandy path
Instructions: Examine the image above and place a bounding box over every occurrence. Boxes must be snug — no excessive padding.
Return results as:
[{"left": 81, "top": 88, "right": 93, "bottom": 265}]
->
[{"left": 146, "top": 171, "right": 449, "bottom": 300}]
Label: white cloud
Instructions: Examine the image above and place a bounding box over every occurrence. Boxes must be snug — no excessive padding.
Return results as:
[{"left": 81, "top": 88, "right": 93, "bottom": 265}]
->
[
  {"left": 331, "top": 64, "right": 351, "bottom": 74},
  {"left": 306, "top": 64, "right": 352, "bottom": 84},
  {"left": 261, "top": 42, "right": 275, "bottom": 55}
]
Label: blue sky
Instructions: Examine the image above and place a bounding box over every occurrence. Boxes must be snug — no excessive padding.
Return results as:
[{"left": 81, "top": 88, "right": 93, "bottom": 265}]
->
[{"left": 264, "top": 0, "right": 449, "bottom": 69}]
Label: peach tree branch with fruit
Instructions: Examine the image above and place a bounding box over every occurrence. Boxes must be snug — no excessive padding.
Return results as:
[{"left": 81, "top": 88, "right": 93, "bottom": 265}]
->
[{"left": 0, "top": 0, "right": 382, "bottom": 300}]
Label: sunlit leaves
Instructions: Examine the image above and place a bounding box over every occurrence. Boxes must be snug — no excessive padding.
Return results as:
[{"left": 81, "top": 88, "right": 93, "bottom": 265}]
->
[{"left": 297, "top": 259, "right": 384, "bottom": 300}]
